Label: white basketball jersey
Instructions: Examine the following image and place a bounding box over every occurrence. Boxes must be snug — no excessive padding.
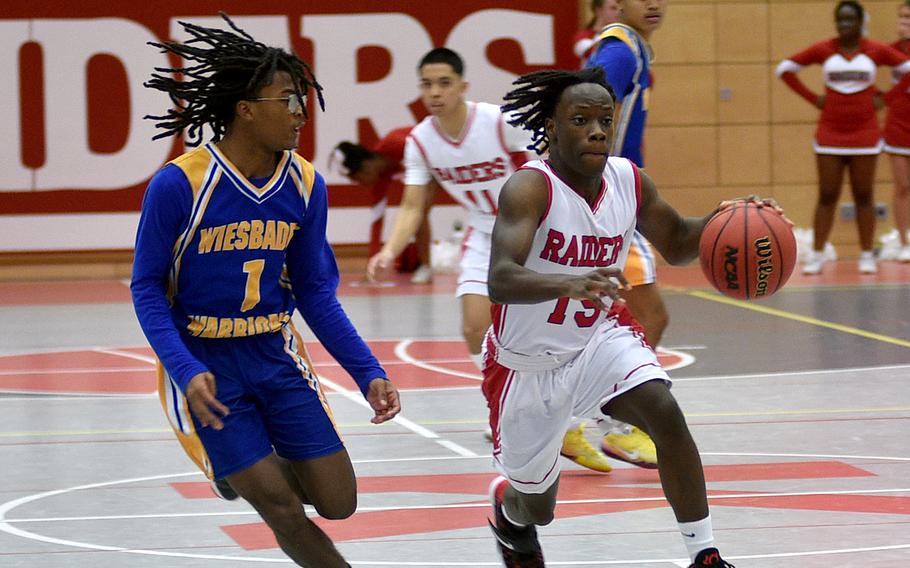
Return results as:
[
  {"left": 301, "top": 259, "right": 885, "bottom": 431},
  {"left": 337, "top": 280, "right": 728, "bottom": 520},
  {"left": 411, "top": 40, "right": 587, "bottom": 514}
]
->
[
  {"left": 404, "top": 102, "right": 530, "bottom": 233},
  {"left": 491, "top": 158, "right": 641, "bottom": 370}
]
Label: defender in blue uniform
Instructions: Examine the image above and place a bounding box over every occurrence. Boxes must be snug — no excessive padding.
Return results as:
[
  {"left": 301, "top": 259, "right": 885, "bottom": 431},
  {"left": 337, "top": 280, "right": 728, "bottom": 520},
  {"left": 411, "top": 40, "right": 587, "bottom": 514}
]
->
[{"left": 131, "top": 15, "right": 400, "bottom": 568}]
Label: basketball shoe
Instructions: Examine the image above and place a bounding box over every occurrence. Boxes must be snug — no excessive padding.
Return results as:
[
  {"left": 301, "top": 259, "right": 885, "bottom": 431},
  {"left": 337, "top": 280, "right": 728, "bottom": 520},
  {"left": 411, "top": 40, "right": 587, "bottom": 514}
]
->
[
  {"left": 601, "top": 425, "right": 658, "bottom": 469},
  {"left": 858, "top": 251, "right": 877, "bottom": 274},
  {"left": 410, "top": 264, "right": 433, "bottom": 284},
  {"left": 210, "top": 478, "right": 239, "bottom": 501},
  {"left": 560, "top": 423, "right": 612, "bottom": 473},
  {"left": 802, "top": 249, "right": 824, "bottom": 275},
  {"left": 688, "top": 547, "right": 735, "bottom": 567},
  {"left": 488, "top": 476, "right": 544, "bottom": 568}
]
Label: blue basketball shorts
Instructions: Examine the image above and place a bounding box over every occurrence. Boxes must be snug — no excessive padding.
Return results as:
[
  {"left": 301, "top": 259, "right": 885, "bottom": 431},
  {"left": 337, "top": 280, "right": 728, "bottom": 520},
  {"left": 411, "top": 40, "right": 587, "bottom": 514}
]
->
[{"left": 159, "top": 324, "right": 343, "bottom": 479}]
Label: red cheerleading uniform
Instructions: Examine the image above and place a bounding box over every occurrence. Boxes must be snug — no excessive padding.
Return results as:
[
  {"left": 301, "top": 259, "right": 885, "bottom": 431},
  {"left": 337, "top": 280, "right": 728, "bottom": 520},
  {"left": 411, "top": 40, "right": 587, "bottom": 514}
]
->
[
  {"left": 778, "top": 38, "right": 910, "bottom": 154},
  {"left": 885, "top": 39, "right": 910, "bottom": 153}
]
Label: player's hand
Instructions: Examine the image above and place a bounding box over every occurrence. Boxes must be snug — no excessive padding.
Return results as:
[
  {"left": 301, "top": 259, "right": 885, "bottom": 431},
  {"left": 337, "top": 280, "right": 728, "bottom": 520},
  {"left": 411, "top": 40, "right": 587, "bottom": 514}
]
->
[
  {"left": 185, "top": 371, "right": 230, "bottom": 430},
  {"left": 717, "top": 195, "right": 793, "bottom": 226},
  {"left": 565, "top": 268, "right": 629, "bottom": 311},
  {"left": 366, "top": 378, "right": 401, "bottom": 424},
  {"left": 366, "top": 250, "right": 395, "bottom": 282}
]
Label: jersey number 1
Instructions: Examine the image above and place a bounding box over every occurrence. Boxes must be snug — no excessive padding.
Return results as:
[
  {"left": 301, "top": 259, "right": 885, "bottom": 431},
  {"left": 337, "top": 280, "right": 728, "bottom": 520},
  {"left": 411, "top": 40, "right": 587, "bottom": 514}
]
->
[{"left": 241, "top": 259, "right": 265, "bottom": 312}]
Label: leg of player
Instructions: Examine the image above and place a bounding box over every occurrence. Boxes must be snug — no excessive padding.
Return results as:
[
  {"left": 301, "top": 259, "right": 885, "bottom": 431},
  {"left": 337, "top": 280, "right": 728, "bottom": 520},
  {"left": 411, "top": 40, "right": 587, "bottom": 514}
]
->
[
  {"left": 805, "top": 154, "right": 846, "bottom": 274},
  {"left": 601, "top": 380, "right": 732, "bottom": 566},
  {"left": 461, "top": 293, "right": 492, "bottom": 370},
  {"left": 226, "top": 451, "right": 356, "bottom": 568},
  {"left": 599, "top": 245, "right": 663, "bottom": 469},
  {"left": 847, "top": 154, "right": 878, "bottom": 274},
  {"left": 887, "top": 152, "right": 910, "bottom": 261},
  {"left": 489, "top": 475, "right": 554, "bottom": 567}
]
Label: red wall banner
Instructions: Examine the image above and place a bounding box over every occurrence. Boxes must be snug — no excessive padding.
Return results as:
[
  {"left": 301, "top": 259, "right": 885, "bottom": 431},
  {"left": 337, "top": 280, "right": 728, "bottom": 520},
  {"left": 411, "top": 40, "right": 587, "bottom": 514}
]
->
[{"left": 0, "top": 1, "right": 576, "bottom": 251}]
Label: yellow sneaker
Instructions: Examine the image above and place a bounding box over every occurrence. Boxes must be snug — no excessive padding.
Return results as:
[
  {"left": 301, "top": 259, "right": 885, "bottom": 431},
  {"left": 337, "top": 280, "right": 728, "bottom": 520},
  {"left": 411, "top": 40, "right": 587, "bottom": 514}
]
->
[
  {"left": 601, "top": 426, "right": 658, "bottom": 469},
  {"left": 560, "top": 423, "right": 612, "bottom": 473}
]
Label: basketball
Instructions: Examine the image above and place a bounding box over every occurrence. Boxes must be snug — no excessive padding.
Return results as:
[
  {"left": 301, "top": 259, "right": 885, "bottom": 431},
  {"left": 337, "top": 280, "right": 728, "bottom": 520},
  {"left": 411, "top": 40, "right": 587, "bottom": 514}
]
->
[{"left": 698, "top": 202, "right": 796, "bottom": 300}]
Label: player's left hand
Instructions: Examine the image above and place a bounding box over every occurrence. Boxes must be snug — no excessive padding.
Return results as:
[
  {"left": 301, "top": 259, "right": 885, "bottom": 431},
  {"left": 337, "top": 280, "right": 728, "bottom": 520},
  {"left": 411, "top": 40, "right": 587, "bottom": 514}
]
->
[
  {"left": 717, "top": 195, "right": 793, "bottom": 226},
  {"left": 366, "top": 378, "right": 401, "bottom": 424}
]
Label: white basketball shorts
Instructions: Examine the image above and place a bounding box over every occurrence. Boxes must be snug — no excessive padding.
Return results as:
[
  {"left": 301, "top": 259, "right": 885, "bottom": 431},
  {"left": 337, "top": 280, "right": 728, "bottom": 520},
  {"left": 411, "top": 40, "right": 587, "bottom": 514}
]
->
[
  {"left": 456, "top": 227, "right": 492, "bottom": 297},
  {"left": 482, "top": 318, "right": 670, "bottom": 494}
]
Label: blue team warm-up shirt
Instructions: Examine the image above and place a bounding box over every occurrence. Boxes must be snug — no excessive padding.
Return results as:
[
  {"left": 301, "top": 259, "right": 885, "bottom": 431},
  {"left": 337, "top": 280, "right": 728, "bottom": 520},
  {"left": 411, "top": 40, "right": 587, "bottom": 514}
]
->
[
  {"left": 131, "top": 144, "right": 385, "bottom": 394},
  {"left": 587, "top": 23, "right": 653, "bottom": 167}
]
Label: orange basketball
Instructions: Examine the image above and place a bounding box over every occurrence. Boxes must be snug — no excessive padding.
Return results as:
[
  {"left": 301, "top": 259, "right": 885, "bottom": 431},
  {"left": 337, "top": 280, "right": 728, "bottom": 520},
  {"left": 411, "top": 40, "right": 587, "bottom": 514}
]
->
[{"left": 698, "top": 202, "right": 796, "bottom": 300}]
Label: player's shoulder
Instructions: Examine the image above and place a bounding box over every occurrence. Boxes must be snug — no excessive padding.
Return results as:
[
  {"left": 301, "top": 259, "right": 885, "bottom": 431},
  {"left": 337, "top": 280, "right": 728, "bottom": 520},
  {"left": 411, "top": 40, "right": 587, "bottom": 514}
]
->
[
  {"left": 157, "top": 146, "right": 211, "bottom": 192},
  {"left": 596, "top": 23, "right": 641, "bottom": 52},
  {"left": 604, "top": 156, "right": 639, "bottom": 181}
]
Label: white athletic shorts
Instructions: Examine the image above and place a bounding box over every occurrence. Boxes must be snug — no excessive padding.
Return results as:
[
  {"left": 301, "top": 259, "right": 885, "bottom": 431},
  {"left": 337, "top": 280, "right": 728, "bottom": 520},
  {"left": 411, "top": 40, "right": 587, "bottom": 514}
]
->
[
  {"left": 456, "top": 227, "right": 492, "bottom": 297},
  {"left": 482, "top": 312, "right": 670, "bottom": 494}
]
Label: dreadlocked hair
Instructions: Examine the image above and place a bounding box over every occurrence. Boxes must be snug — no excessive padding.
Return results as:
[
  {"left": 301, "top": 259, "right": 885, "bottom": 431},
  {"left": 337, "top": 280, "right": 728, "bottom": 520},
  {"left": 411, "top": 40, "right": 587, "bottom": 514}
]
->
[
  {"left": 501, "top": 67, "right": 614, "bottom": 155},
  {"left": 143, "top": 12, "right": 324, "bottom": 145}
]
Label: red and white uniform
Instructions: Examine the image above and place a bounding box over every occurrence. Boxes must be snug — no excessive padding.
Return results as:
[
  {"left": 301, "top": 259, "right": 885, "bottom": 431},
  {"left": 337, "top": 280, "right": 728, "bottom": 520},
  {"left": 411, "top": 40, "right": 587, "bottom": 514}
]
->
[
  {"left": 482, "top": 158, "right": 670, "bottom": 493},
  {"left": 777, "top": 38, "right": 910, "bottom": 155},
  {"left": 404, "top": 102, "right": 530, "bottom": 296},
  {"left": 885, "top": 39, "right": 910, "bottom": 154}
]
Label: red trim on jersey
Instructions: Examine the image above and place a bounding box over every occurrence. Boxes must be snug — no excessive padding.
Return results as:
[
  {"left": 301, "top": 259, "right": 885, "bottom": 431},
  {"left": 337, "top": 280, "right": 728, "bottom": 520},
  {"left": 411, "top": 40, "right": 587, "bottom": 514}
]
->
[
  {"left": 590, "top": 177, "right": 607, "bottom": 214},
  {"left": 408, "top": 133, "right": 432, "bottom": 171},
  {"left": 542, "top": 159, "right": 605, "bottom": 213},
  {"left": 496, "top": 114, "right": 509, "bottom": 155},
  {"left": 430, "top": 102, "right": 477, "bottom": 148},
  {"left": 631, "top": 160, "right": 642, "bottom": 217},
  {"left": 516, "top": 166, "right": 552, "bottom": 227}
]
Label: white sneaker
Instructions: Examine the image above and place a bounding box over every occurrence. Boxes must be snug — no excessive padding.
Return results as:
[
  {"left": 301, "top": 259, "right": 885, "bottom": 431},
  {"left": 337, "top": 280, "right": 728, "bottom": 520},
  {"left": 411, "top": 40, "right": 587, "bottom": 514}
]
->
[
  {"left": 409, "top": 264, "right": 433, "bottom": 284},
  {"left": 802, "top": 249, "right": 824, "bottom": 275},
  {"left": 898, "top": 245, "right": 910, "bottom": 263},
  {"left": 858, "top": 251, "right": 877, "bottom": 274}
]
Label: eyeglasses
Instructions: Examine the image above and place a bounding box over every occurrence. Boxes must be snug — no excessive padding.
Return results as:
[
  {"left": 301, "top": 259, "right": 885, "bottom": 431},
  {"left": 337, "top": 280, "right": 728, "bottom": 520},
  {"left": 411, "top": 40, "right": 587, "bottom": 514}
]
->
[{"left": 248, "top": 95, "right": 305, "bottom": 115}]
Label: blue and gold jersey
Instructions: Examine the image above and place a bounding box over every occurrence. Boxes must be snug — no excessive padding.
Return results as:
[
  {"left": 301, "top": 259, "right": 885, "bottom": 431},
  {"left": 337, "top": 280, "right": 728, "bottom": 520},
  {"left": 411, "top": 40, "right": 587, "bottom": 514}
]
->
[
  {"left": 587, "top": 23, "right": 653, "bottom": 167},
  {"left": 132, "top": 144, "right": 384, "bottom": 393}
]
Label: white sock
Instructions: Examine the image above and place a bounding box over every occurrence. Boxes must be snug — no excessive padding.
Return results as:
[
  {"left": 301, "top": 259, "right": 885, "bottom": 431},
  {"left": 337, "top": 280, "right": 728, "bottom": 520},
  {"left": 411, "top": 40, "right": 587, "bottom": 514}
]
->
[
  {"left": 470, "top": 352, "right": 484, "bottom": 370},
  {"left": 679, "top": 515, "right": 714, "bottom": 561}
]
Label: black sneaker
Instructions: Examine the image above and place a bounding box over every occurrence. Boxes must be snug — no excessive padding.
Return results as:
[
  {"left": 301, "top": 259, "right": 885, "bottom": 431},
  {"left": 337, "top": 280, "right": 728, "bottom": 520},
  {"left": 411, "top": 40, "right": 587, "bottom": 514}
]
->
[
  {"left": 688, "top": 548, "right": 734, "bottom": 568},
  {"left": 488, "top": 476, "right": 544, "bottom": 568},
  {"left": 210, "top": 478, "right": 239, "bottom": 501}
]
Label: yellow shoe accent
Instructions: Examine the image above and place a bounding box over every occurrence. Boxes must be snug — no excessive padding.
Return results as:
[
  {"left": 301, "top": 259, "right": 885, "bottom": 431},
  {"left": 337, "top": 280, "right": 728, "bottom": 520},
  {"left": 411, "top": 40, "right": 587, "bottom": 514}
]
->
[
  {"left": 560, "top": 424, "right": 612, "bottom": 473},
  {"left": 601, "top": 426, "right": 658, "bottom": 469}
]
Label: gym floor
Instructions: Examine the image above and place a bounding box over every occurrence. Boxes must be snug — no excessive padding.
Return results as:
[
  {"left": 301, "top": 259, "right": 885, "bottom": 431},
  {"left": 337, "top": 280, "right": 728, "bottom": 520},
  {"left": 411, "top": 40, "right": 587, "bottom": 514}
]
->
[{"left": 0, "top": 260, "right": 908, "bottom": 567}]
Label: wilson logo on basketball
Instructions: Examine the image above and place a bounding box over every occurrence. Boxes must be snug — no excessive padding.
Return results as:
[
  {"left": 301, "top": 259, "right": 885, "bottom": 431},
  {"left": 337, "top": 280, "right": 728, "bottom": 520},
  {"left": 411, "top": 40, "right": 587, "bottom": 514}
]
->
[
  {"left": 754, "top": 236, "right": 773, "bottom": 297},
  {"left": 723, "top": 245, "right": 739, "bottom": 290}
]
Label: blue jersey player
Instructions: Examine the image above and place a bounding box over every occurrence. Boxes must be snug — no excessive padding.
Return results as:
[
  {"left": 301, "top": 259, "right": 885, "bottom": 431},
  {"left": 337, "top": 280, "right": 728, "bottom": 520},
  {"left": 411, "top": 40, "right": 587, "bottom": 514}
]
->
[
  {"left": 131, "top": 14, "right": 400, "bottom": 568},
  {"left": 585, "top": 0, "right": 668, "bottom": 469}
]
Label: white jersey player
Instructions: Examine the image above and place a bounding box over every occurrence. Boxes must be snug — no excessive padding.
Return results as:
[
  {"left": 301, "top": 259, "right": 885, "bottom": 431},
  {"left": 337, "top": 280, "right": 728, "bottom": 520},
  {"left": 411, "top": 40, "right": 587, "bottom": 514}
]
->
[
  {"left": 368, "top": 48, "right": 616, "bottom": 473},
  {"left": 485, "top": 66, "right": 749, "bottom": 568}
]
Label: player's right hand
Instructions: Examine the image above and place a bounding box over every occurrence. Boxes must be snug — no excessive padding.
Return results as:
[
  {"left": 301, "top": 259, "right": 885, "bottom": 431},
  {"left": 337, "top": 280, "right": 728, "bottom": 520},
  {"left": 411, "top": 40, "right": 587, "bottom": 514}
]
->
[
  {"left": 186, "top": 371, "right": 230, "bottom": 430},
  {"left": 565, "top": 268, "right": 629, "bottom": 311},
  {"left": 366, "top": 250, "right": 395, "bottom": 282}
]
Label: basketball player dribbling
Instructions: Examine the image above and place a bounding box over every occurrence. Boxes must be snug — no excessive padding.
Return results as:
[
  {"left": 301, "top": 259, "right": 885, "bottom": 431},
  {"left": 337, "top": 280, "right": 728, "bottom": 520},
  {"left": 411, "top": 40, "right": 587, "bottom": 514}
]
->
[
  {"left": 483, "top": 66, "right": 765, "bottom": 568},
  {"left": 366, "top": 48, "right": 614, "bottom": 472}
]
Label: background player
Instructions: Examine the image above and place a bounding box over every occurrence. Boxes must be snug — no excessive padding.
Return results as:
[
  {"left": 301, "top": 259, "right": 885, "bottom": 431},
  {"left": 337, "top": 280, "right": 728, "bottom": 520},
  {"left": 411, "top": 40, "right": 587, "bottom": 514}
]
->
[
  {"left": 132, "top": 15, "right": 400, "bottom": 567},
  {"left": 777, "top": 0, "right": 910, "bottom": 275},
  {"left": 332, "top": 129, "right": 435, "bottom": 283},
  {"left": 367, "top": 47, "right": 614, "bottom": 472},
  {"left": 584, "top": 0, "right": 669, "bottom": 467},
  {"left": 484, "top": 66, "right": 738, "bottom": 568}
]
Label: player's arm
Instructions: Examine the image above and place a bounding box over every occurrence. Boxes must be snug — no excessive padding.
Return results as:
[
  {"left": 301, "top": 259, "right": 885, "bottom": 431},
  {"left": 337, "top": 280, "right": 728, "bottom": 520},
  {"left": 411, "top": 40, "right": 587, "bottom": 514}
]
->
[
  {"left": 130, "top": 168, "right": 210, "bottom": 390},
  {"left": 488, "top": 170, "right": 626, "bottom": 310},
  {"left": 288, "top": 173, "right": 400, "bottom": 422},
  {"left": 366, "top": 136, "right": 432, "bottom": 280},
  {"left": 635, "top": 168, "right": 717, "bottom": 266}
]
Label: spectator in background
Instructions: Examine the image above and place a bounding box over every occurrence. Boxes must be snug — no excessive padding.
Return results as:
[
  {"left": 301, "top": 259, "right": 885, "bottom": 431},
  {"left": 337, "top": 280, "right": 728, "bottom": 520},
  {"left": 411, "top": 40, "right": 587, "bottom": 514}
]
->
[
  {"left": 777, "top": 0, "right": 910, "bottom": 275},
  {"left": 333, "top": 129, "right": 435, "bottom": 284},
  {"left": 884, "top": 0, "right": 910, "bottom": 262},
  {"left": 572, "top": 0, "right": 621, "bottom": 68}
]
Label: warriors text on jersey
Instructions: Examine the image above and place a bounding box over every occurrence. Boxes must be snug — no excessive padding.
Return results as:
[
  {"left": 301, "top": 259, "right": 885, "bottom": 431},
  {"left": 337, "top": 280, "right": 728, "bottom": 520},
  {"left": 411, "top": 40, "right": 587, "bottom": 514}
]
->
[
  {"left": 131, "top": 144, "right": 383, "bottom": 393},
  {"left": 777, "top": 38, "right": 910, "bottom": 152},
  {"left": 490, "top": 158, "right": 641, "bottom": 371},
  {"left": 404, "top": 101, "right": 530, "bottom": 233}
]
